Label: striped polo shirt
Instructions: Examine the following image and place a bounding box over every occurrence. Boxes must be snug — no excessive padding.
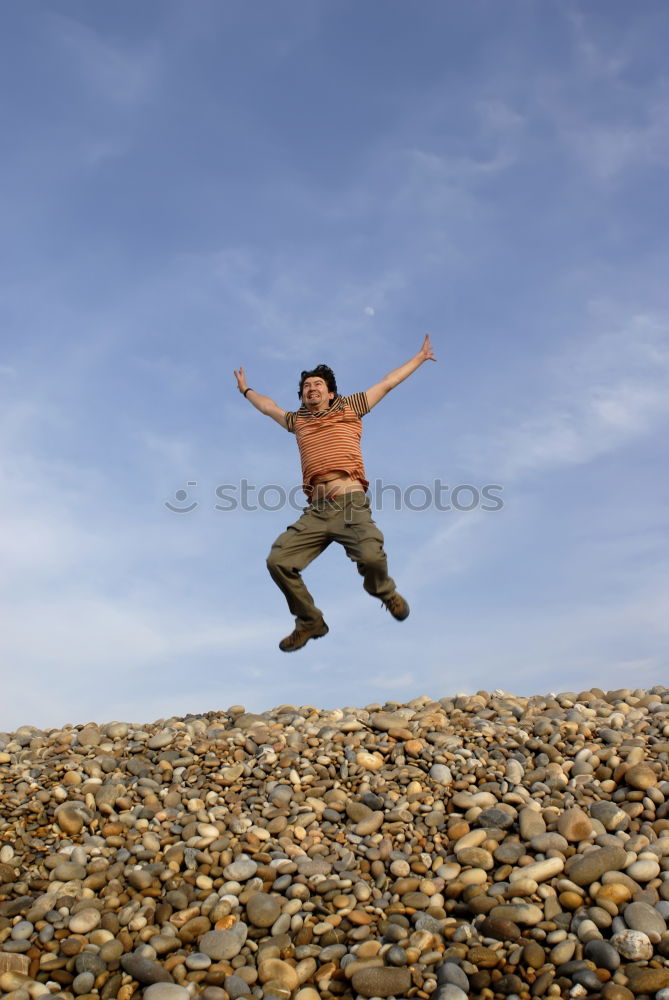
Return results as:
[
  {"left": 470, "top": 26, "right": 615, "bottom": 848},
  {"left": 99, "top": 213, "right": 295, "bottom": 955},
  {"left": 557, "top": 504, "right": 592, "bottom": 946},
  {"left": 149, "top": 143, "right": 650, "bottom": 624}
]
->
[{"left": 285, "top": 393, "right": 371, "bottom": 496}]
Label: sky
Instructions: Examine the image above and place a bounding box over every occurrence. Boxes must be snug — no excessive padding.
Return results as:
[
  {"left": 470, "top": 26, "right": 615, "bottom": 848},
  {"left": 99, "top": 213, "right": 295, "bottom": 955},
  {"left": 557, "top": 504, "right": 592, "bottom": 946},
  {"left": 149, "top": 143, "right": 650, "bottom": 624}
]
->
[{"left": 1, "top": 0, "right": 668, "bottom": 733}]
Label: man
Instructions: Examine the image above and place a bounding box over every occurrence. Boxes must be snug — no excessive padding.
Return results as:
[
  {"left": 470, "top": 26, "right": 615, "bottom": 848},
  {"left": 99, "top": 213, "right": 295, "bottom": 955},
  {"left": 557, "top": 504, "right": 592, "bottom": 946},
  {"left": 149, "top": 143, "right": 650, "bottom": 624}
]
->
[{"left": 233, "top": 334, "right": 436, "bottom": 651}]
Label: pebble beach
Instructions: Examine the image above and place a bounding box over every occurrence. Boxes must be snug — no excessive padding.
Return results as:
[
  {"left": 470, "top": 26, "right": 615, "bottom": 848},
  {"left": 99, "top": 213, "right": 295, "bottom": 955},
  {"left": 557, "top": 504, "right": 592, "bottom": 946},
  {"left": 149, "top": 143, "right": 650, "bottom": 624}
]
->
[{"left": 1, "top": 687, "right": 669, "bottom": 1000}]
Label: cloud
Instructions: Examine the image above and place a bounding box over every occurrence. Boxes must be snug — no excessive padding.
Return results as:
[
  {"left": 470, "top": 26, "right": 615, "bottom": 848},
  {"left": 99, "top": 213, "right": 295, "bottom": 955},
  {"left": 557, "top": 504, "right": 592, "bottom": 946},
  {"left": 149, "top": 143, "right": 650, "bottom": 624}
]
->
[
  {"left": 561, "top": 102, "right": 669, "bottom": 182},
  {"left": 465, "top": 311, "right": 669, "bottom": 480},
  {"left": 0, "top": 594, "right": 278, "bottom": 730},
  {"left": 51, "top": 13, "right": 160, "bottom": 107},
  {"left": 369, "top": 671, "right": 415, "bottom": 690},
  {"left": 540, "top": 13, "right": 669, "bottom": 181},
  {"left": 136, "top": 430, "right": 196, "bottom": 467}
]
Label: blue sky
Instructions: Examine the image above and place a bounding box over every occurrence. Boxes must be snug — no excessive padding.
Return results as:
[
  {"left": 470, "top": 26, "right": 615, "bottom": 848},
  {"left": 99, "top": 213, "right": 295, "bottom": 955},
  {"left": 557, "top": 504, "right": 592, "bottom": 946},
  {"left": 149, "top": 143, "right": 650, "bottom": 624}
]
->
[{"left": 2, "top": 0, "right": 668, "bottom": 731}]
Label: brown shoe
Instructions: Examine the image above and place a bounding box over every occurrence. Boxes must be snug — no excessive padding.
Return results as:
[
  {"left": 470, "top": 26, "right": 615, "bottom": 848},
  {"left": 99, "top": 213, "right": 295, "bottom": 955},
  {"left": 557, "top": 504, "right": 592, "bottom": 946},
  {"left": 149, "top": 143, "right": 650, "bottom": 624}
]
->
[
  {"left": 384, "top": 593, "right": 410, "bottom": 621},
  {"left": 279, "top": 620, "right": 329, "bottom": 652}
]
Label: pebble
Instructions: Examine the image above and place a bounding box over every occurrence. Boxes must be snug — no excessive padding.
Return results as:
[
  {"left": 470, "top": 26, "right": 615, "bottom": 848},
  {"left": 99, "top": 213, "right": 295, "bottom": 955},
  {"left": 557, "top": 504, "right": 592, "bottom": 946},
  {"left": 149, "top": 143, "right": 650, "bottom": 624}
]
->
[
  {"left": 68, "top": 907, "right": 101, "bottom": 934},
  {"left": 0, "top": 686, "right": 667, "bottom": 1000},
  {"left": 246, "top": 892, "right": 282, "bottom": 927},
  {"left": 350, "top": 966, "right": 411, "bottom": 997},
  {"left": 143, "top": 987, "right": 191, "bottom": 1000},
  {"left": 568, "top": 846, "right": 628, "bottom": 886},
  {"left": 557, "top": 806, "right": 593, "bottom": 842},
  {"left": 623, "top": 900, "right": 666, "bottom": 940},
  {"left": 583, "top": 938, "right": 620, "bottom": 971},
  {"left": 120, "top": 954, "right": 174, "bottom": 984},
  {"left": 625, "top": 967, "right": 669, "bottom": 993},
  {"left": 437, "top": 961, "right": 470, "bottom": 991},
  {"left": 199, "top": 923, "right": 248, "bottom": 960},
  {"left": 433, "top": 986, "right": 469, "bottom": 1000},
  {"left": 429, "top": 764, "right": 453, "bottom": 785},
  {"left": 611, "top": 928, "right": 653, "bottom": 960}
]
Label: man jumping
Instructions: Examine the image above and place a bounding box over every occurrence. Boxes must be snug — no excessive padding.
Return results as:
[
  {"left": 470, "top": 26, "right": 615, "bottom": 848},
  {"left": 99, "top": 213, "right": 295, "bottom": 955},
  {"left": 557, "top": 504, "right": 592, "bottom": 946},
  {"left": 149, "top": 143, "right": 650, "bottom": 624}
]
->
[{"left": 233, "top": 334, "right": 436, "bottom": 651}]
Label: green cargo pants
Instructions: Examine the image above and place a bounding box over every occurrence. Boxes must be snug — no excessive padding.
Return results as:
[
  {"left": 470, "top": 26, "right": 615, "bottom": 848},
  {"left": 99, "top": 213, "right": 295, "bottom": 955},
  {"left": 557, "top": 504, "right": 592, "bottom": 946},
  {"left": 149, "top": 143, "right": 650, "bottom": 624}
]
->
[{"left": 267, "top": 491, "right": 396, "bottom": 628}]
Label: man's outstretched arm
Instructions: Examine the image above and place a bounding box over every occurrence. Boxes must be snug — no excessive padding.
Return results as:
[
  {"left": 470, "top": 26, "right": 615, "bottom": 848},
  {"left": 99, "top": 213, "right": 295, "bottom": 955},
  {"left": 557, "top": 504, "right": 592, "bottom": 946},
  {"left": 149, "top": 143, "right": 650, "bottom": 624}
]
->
[
  {"left": 365, "top": 334, "right": 436, "bottom": 409},
  {"left": 233, "top": 367, "right": 288, "bottom": 429}
]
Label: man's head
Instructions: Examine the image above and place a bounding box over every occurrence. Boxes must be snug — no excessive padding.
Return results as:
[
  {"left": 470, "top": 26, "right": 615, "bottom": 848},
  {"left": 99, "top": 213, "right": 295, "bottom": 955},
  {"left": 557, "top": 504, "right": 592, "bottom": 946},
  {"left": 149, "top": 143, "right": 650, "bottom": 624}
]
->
[{"left": 299, "top": 364, "right": 338, "bottom": 412}]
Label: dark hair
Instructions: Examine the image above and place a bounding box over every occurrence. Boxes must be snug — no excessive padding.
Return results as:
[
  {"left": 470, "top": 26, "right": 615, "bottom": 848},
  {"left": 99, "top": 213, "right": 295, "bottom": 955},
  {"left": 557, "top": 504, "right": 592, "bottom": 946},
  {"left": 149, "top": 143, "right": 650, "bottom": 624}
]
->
[{"left": 298, "top": 364, "right": 338, "bottom": 401}]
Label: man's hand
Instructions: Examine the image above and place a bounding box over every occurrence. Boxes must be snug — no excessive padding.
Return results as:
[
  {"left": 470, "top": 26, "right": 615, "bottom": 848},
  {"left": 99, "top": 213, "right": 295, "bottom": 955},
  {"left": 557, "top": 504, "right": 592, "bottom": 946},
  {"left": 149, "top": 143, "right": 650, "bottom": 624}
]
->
[
  {"left": 233, "top": 368, "right": 288, "bottom": 429},
  {"left": 365, "top": 333, "right": 437, "bottom": 410},
  {"left": 418, "top": 333, "right": 437, "bottom": 364},
  {"left": 233, "top": 367, "right": 248, "bottom": 394}
]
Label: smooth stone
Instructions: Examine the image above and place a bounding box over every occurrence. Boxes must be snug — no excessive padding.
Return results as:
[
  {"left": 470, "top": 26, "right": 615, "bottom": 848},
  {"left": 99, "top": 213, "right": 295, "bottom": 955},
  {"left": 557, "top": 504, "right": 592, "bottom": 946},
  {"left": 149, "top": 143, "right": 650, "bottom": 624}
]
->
[
  {"left": 623, "top": 900, "right": 666, "bottom": 940},
  {"left": 120, "top": 954, "right": 174, "bottom": 984},
  {"left": 75, "top": 954, "right": 106, "bottom": 977},
  {"left": 519, "top": 808, "right": 546, "bottom": 839},
  {"left": 549, "top": 940, "right": 577, "bottom": 965},
  {"left": 127, "top": 869, "right": 154, "bottom": 890},
  {"left": 531, "top": 832, "right": 569, "bottom": 853},
  {"left": 143, "top": 987, "right": 191, "bottom": 1000},
  {"left": 583, "top": 939, "right": 620, "bottom": 971},
  {"left": 54, "top": 803, "right": 89, "bottom": 835},
  {"left": 246, "top": 893, "right": 282, "bottom": 928},
  {"left": 477, "top": 808, "right": 514, "bottom": 829},
  {"left": 457, "top": 847, "right": 494, "bottom": 870},
  {"left": 523, "top": 941, "right": 546, "bottom": 969},
  {"left": 568, "top": 846, "right": 627, "bottom": 886},
  {"left": 9, "top": 922, "right": 33, "bottom": 941},
  {"left": 625, "top": 858, "right": 660, "bottom": 881},
  {"left": 199, "top": 923, "right": 248, "bottom": 960},
  {"left": 77, "top": 727, "right": 101, "bottom": 745},
  {"left": 432, "top": 987, "right": 469, "bottom": 1000},
  {"left": 624, "top": 762, "right": 657, "bottom": 789},
  {"left": 385, "top": 945, "right": 408, "bottom": 966},
  {"left": 369, "top": 712, "right": 408, "bottom": 732},
  {"left": 99, "top": 940, "right": 124, "bottom": 962},
  {"left": 223, "top": 857, "right": 257, "bottom": 881},
  {"left": 72, "top": 972, "right": 95, "bottom": 996},
  {"left": 430, "top": 764, "right": 453, "bottom": 785},
  {"left": 184, "top": 953, "right": 211, "bottom": 970},
  {"left": 494, "top": 842, "right": 525, "bottom": 864},
  {"left": 258, "top": 959, "right": 299, "bottom": 991},
  {"left": 69, "top": 908, "right": 101, "bottom": 934},
  {"left": 505, "top": 758, "right": 524, "bottom": 783},
  {"left": 146, "top": 729, "right": 176, "bottom": 749},
  {"left": 601, "top": 985, "right": 634, "bottom": 1000},
  {"left": 610, "top": 929, "right": 653, "bottom": 960},
  {"left": 589, "top": 802, "right": 630, "bottom": 831},
  {"left": 479, "top": 917, "right": 521, "bottom": 941},
  {"left": 354, "top": 811, "right": 384, "bottom": 835},
  {"left": 351, "top": 967, "right": 411, "bottom": 998},
  {"left": 437, "top": 962, "right": 469, "bottom": 991},
  {"left": 51, "top": 861, "right": 87, "bottom": 881},
  {"left": 224, "top": 975, "right": 251, "bottom": 1000},
  {"left": 557, "top": 807, "right": 593, "bottom": 842},
  {"left": 625, "top": 967, "right": 669, "bottom": 994},
  {"left": 573, "top": 968, "right": 605, "bottom": 992},
  {"left": 490, "top": 903, "right": 543, "bottom": 926},
  {"left": 509, "top": 857, "right": 564, "bottom": 883}
]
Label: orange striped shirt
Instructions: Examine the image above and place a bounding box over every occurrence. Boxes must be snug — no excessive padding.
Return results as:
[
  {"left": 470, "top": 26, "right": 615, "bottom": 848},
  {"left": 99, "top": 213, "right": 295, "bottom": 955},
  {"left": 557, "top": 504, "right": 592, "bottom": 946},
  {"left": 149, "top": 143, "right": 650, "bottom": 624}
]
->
[{"left": 285, "top": 393, "right": 370, "bottom": 496}]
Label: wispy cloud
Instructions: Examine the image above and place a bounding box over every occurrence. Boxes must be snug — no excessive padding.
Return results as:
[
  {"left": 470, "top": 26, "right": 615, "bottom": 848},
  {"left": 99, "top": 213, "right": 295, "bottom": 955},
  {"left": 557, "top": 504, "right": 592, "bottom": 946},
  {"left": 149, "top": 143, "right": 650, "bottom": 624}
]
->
[
  {"left": 51, "top": 13, "right": 161, "bottom": 107},
  {"left": 370, "top": 671, "right": 415, "bottom": 690},
  {"left": 465, "top": 311, "right": 669, "bottom": 479}
]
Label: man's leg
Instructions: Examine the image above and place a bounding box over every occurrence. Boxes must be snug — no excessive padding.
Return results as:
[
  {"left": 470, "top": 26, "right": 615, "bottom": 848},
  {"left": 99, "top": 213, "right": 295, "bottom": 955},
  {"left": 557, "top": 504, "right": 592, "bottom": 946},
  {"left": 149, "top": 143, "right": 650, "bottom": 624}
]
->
[
  {"left": 267, "top": 508, "right": 330, "bottom": 628},
  {"left": 331, "top": 493, "right": 399, "bottom": 604}
]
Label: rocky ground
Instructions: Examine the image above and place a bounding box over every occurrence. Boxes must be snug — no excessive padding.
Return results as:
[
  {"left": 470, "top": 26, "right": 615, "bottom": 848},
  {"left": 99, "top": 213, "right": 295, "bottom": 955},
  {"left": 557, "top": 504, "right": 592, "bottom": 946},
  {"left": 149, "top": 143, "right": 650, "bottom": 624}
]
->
[{"left": 1, "top": 687, "right": 669, "bottom": 1000}]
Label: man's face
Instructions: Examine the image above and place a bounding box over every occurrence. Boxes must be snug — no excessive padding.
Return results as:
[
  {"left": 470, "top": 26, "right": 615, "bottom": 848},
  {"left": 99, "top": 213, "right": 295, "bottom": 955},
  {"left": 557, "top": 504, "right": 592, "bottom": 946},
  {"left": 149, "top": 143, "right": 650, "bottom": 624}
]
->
[{"left": 302, "top": 376, "right": 334, "bottom": 410}]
